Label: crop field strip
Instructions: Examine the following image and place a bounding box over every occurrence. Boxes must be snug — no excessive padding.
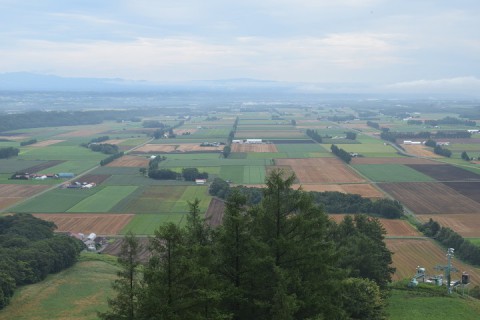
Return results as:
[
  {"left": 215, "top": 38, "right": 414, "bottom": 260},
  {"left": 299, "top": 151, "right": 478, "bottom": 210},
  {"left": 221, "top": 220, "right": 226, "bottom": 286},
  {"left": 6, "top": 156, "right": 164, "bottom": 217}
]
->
[
  {"left": 67, "top": 186, "right": 138, "bottom": 212},
  {"left": 32, "top": 213, "right": 134, "bottom": 235},
  {"left": 352, "top": 164, "right": 435, "bottom": 182},
  {"left": 386, "top": 238, "right": 480, "bottom": 283},
  {"left": 350, "top": 157, "right": 441, "bottom": 165},
  {"left": 0, "top": 159, "right": 49, "bottom": 173},
  {"left": 293, "top": 183, "right": 385, "bottom": 198},
  {"left": 378, "top": 182, "right": 480, "bottom": 214},
  {"left": 276, "top": 158, "right": 365, "bottom": 184},
  {"left": 406, "top": 164, "right": 480, "bottom": 181},
  {"left": 106, "top": 155, "right": 149, "bottom": 167},
  {"left": 205, "top": 198, "right": 226, "bottom": 227},
  {"left": 120, "top": 213, "right": 186, "bottom": 234},
  {"left": 231, "top": 143, "right": 278, "bottom": 153}
]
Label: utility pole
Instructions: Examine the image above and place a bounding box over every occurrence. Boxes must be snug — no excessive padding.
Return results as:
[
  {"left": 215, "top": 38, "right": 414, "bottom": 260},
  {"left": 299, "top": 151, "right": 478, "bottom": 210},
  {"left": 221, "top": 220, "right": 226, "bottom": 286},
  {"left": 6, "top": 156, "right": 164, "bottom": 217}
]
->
[{"left": 435, "top": 248, "right": 458, "bottom": 294}]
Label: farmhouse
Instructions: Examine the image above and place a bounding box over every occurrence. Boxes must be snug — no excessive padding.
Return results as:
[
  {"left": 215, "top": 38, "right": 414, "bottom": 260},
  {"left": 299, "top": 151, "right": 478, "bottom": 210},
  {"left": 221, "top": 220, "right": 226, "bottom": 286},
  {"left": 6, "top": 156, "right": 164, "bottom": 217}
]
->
[
  {"left": 245, "top": 139, "right": 262, "bottom": 144},
  {"left": 232, "top": 139, "right": 243, "bottom": 144}
]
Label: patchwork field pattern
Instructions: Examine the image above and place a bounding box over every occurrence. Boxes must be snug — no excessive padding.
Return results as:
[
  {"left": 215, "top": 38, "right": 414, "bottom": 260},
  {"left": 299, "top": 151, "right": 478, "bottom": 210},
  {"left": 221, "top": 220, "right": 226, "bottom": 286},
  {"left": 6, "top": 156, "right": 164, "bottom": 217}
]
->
[
  {"left": 378, "top": 182, "right": 480, "bottom": 214},
  {"left": 386, "top": 239, "right": 480, "bottom": 283},
  {"left": 352, "top": 164, "right": 435, "bottom": 182},
  {"left": 407, "top": 164, "right": 480, "bottom": 181},
  {"left": 235, "top": 130, "right": 305, "bottom": 139},
  {"left": 276, "top": 158, "right": 365, "bottom": 183},
  {"left": 67, "top": 186, "right": 138, "bottom": 212},
  {"left": 442, "top": 182, "right": 480, "bottom": 203},
  {"left": 328, "top": 214, "right": 421, "bottom": 237},
  {"left": 33, "top": 213, "right": 134, "bottom": 235},
  {"left": 231, "top": 143, "right": 278, "bottom": 153},
  {"left": 106, "top": 155, "right": 149, "bottom": 167},
  {"left": 22, "top": 160, "right": 66, "bottom": 173},
  {"left": 416, "top": 214, "right": 480, "bottom": 237}
]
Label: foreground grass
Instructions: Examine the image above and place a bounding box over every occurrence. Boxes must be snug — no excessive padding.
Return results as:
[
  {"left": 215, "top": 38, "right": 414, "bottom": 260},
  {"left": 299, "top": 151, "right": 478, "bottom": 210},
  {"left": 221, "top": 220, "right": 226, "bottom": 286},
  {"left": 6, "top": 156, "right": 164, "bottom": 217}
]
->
[
  {"left": 387, "top": 283, "right": 480, "bottom": 320},
  {"left": 0, "top": 253, "right": 119, "bottom": 320}
]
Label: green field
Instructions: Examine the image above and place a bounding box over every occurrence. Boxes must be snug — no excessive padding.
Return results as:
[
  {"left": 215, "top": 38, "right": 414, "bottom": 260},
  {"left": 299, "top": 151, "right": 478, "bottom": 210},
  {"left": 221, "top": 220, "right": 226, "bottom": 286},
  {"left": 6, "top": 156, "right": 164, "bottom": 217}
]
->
[
  {"left": 387, "top": 287, "right": 480, "bottom": 320},
  {"left": 352, "top": 164, "right": 436, "bottom": 182},
  {"left": 0, "top": 253, "right": 119, "bottom": 320},
  {"left": 120, "top": 185, "right": 188, "bottom": 213},
  {"left": 19, "top": 146, "right": 106, "bottom": 161},
  {"left": 12, "top": 188, "right": 99, "bottom": 213},
  {"left": 121, "top": 213, "right": 186, "bottom": 234},
  {"left": 0, "top": 159, "right": 48, "bottom": 173},
  {"left": 67, "top": 186, "right": 138, "bottom": 212},
  {"left": 38, "top": 160, "right": 99, "bottom": 175}
]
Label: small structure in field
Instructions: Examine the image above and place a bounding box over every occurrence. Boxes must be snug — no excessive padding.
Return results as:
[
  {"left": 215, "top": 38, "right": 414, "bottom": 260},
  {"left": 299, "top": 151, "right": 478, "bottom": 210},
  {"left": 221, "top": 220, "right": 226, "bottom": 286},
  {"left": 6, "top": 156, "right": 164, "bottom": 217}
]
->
[
  {"left": 195, "top": 179, "right": 207, "bottom": 185},
  {"left": 246, "top": 139, "right": 262, "bottom": 144},
  {"left": 403, "top": 140, "right": 422, "bottom": 145}
]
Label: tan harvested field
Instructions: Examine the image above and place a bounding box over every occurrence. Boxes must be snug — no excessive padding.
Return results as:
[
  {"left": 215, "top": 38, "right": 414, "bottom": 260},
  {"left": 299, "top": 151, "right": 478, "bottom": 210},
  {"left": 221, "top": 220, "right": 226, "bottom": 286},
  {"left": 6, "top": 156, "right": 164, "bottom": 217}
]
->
[
  {"left": 236, "top": 130, "right": 305, "bottom": 138},
  {"left": 0, "top": 184, "right": 50, "bottom": 197},
  {"left": 379, "top": 182, "right": 480, "bottom": 214},
  {"left": 106, "top": 155, "right": 149, "bottom": 167},
  {"left": 176, "top": 144, "right": 223, "bottom": 152},
  {"left": 0, "top": 197, "right": 23, "bottom": 210},
  {"left": 386, "top": 238, "right": 480, "bottom": 283},
  {"left": 135, "top": 143, "right": 223, "bottom": 153},
  {"left": 293, "top": 183, "right": 384, "bottom": 198},
  {"left": 276, "top": 158, "right": 365, "bottom": 184},
  {"left": 351, "top": 157, "right": 440, "bottom": 165},
  {"left": 417, "top": 214, "right": 480, "bottom": 237},
  {"left": 135, "top": 144, "right": 177, "bottom": 153},
  {"left": 402, "top": 144, "right": 442, "bottom": 158},
  {"left": 33, "top": 213, "right": 134, "bottom": 235},
  {"left": 328, "top": 215, "right": 421, "bottom": 237},
  {"left": 231, "top": 143, "right": 278, "bottom": 153},
  {"left": 0, "top": 135, "right": 28, "bottom": 141},
  {"left": 56, "top": 127, "right": 109, "bottom": 138},
  {"left": 104, "top": 139, "right": 127, "bottom": 145},
  {"left": 30, "top": 139, "right": 65, "bottom": 147}
]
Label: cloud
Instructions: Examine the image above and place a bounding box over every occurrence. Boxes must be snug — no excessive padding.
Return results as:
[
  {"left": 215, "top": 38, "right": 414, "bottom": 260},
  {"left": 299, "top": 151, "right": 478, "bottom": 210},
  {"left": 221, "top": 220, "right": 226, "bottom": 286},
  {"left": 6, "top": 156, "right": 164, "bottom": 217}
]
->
[{"left": 384, "top": 77, "right": 480, "bottom": 93}]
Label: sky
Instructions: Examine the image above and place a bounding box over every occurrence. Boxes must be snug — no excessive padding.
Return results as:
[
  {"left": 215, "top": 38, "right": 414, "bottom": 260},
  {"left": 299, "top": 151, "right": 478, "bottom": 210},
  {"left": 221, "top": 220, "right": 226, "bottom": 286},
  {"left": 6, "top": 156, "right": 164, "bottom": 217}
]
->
[{"left": 0, "top": 0, "right": 479, "bottom": 93}]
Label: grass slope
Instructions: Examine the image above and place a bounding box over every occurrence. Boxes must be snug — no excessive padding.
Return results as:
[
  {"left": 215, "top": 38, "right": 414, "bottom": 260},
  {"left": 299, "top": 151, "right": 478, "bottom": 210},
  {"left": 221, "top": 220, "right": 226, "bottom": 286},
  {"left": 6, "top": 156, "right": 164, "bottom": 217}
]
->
[{"left": 0, "top": 253, "right": 119, "bottom": 320}]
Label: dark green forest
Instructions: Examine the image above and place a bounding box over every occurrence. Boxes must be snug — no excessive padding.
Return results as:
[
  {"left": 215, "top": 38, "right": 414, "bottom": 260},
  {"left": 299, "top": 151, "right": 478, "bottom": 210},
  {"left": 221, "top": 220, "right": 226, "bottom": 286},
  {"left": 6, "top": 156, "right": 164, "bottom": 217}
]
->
[
  {"left": 101, "top": 171, "right": 394, "bottom": 320},
  {"left": 0, "top": 214, "right": 84, "bottom": 309}
]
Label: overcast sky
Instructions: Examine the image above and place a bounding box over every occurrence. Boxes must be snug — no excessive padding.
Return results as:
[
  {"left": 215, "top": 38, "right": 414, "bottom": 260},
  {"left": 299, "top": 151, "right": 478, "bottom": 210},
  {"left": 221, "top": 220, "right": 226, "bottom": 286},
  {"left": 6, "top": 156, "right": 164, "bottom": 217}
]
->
[{"left": 0, "top": 0, "right": 479, "bottom": 93}]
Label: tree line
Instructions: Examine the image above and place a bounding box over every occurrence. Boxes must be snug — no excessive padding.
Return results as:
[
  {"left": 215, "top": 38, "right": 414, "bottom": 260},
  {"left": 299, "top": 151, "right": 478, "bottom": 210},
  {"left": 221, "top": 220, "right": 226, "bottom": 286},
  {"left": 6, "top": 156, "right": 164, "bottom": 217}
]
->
[
  {"left": 331, "top": 144, "right": 352, "bottom": 163},
  {"left": 100, "top": 152, "right": 124, "bottom": 166},
  {"left": 0, "top": 147, "right": 19, "bottom": 159},
  {"left": 20, "top": 139, "right": 37, "bottom": 146},
  {"left": 0, "top": 214, "right": 84, "bottom": 309},
  {"left": 420, "top": 219, "right": 480, "bottom": 266},
  {"left": 306, "top": 129, "right": 323, "bottom": 143},
  {"left": 101, "top": 171, "right": 394, "bottom": 320},
  {"left": 381, "top": 129, "right": 471, "bottom": 143},
  {"left": 209, "top": 177, "right": 404, "bottom": 219}
]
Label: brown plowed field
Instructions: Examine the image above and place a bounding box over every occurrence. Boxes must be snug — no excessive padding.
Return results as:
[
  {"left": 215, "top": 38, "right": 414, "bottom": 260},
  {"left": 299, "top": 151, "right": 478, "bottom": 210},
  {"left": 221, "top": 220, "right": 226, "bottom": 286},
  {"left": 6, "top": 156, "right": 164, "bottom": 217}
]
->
[
  {"left": 106, "top": 155, "right": 149, "bottom": 167},
  {"left": 386, "top": 238, "right": 480, "bottom": 283},
  {"left": 378, "top": 182, "right": 480, "bottom": 214},
  {"left": 276, "top": 158, "right": 365, "bottom": 184},
  {"left": 402, "top": 145, "right": 441, "bottom": 158},
  {"left": 416, "top": 214, "right": 480, "bottom": 237},
  {"left": 443, "top": 182, "right": 480, "bottom": 203},
  {"left": 407, "top": 164, "right": 480, "bottom": 181},
  {"left": 205, "top": 198, "right": 226, "bottom": 227},
  {"left": 328, "top": 215, "right": 421, "bottom": 237},
  {"left": 74, "top": 174, "right": 111, "bottom": 185},
  {"left": 293, "top": 183, "right": 384, "bottom": 198},
  {"left": 101, "top": 238, "right": 151, "bottom": 262},
  {"left": 0, "top": 184, "right": 50, "bottom": 197},
  {"left": 351, "top": 157, "right": 440, "bottom": 165},
  {"left": 23, "top": 160, "right": 66, "bottom": 173},
  {"left": 231, "top": 144, "right": 278, "bottom": 153},
  {"left": 33, "top": 213, "right": 134, "bottom": 235},
  {"left": 30, "top": 139, "right": 65, "bottom": 147}
]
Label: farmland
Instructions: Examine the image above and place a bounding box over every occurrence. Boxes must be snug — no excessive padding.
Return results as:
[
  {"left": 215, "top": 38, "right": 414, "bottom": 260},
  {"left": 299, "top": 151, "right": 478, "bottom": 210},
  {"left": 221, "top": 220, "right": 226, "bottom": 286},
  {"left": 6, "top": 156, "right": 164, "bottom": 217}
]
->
[{"left": 1, "top": 101, "right": 480, "bottom": 319}]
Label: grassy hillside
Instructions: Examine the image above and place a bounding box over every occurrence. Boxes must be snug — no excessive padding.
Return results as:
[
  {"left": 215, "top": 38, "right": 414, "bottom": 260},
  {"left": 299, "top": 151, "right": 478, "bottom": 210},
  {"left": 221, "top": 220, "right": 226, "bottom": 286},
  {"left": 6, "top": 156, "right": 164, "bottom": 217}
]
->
[
  {"left": 0, "top": 253, "right": 119, "bottom": 320},
  {"left": 387, "top": 282, "right": 480, "bottom": 320}
]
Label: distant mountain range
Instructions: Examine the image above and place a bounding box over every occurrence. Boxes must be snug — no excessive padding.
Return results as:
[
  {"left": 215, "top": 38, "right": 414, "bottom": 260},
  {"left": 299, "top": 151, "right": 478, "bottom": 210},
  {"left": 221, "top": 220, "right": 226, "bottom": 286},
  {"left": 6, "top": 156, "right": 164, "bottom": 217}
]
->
[{"left": 0, "top": 72, "right": 478, "bottom": 99}]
